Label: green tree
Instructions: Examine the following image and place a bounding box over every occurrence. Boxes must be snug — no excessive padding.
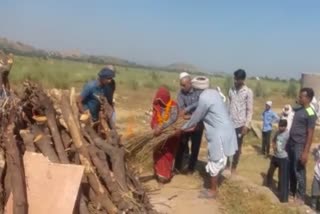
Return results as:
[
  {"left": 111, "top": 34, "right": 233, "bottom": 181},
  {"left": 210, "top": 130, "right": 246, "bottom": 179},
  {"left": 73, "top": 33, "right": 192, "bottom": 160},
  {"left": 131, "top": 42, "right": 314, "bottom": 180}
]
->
[{"left": 286, "top": 81, "right": 298, "bottom": 98}]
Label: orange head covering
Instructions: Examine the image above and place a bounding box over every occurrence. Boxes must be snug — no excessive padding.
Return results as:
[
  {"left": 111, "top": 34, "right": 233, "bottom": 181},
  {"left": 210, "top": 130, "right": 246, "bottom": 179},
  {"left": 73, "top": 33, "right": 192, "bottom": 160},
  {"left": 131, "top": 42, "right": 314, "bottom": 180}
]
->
[{"left": 151, "top": 87, "right": 171, "bottom": 128}]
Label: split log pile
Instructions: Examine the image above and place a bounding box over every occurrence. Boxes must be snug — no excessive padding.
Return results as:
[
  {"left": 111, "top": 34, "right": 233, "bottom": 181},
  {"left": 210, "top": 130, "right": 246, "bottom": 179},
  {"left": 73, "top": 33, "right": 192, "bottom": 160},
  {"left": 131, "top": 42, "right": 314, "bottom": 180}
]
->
[{"left": 0, "top": 81, "right": 156, "bottom": 214}]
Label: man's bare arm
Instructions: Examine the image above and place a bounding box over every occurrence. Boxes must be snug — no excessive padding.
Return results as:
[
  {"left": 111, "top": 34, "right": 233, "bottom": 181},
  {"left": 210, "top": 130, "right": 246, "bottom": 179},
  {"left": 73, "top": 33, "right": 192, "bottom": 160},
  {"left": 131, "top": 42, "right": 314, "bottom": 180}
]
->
[
  {"left": 76, "top": 96, "right": 85, "bottom": 113},
  {"left": 301, "top": 127, "right": 315, "bottom": 165}
]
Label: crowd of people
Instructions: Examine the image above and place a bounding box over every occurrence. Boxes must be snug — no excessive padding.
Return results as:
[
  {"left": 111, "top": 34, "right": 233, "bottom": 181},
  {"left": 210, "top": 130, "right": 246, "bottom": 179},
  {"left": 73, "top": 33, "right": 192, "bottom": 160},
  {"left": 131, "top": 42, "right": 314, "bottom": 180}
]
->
[{"left": 77, "top": 65, "right": 319, "bottom": 210}]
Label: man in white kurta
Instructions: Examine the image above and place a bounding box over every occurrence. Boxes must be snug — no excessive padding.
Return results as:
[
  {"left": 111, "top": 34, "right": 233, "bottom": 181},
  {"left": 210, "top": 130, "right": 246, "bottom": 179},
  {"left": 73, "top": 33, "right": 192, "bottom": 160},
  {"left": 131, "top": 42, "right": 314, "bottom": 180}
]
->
[{"left": 180, "top": 89, "right": 238, "bottom": 198}]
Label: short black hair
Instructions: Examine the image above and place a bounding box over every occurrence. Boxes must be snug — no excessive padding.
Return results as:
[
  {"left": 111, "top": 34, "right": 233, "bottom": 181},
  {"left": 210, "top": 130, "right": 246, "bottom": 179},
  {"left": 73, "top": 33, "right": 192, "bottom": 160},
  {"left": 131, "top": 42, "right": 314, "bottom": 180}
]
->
[
  {"left": 300, "top": 87, "right": 314, "bottom": 100},
  {"left": 234, "top": 69, "right": 246, "bottom": 80},
  {"left": 278, "top": 119, "right": 288, "bottom": 127}
]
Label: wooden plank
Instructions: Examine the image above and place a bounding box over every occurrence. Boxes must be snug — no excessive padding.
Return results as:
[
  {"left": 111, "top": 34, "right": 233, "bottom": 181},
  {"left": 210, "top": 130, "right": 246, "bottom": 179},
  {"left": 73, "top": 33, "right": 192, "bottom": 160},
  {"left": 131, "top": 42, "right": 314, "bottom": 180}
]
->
[{"left": 5, "top": 152, "right": 84, "bottom": 214}]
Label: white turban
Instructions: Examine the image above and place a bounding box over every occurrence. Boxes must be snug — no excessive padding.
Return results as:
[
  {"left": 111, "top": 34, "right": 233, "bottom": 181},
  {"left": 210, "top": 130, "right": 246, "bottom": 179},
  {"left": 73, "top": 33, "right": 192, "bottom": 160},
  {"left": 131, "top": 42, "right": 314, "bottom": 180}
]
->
[
  {"left": 266, "top": 101, "right": 273, "bottom": 107},
  {"left": 191, "top": 76, "right": 209, "bottom": 90},
  {"left": 179, "top": 72, "right": 190, "bottom": 80}
]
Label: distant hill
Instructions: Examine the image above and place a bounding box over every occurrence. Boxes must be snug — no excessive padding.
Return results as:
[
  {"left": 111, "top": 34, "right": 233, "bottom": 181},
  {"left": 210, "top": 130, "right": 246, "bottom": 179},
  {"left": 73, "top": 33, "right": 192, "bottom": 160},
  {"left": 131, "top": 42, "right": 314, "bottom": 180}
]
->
[
  {"left": 166, "top": 63, "right": 199, "bottom": 73},
  {"left": 0, "top": 36, "right": 207, "bottom": 75},
  {"left": 0, "top": 37, "right": 47, "bottom": 57},
  {"left": 0, "top": 37, "right": 138, "bottom": 67}
]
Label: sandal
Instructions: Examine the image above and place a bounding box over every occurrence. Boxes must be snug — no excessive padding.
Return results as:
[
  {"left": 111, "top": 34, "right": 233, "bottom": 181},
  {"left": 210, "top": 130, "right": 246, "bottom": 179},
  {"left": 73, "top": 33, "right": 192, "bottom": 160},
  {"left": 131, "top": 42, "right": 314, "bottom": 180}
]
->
[{"left": 198, "top": 189, "right": 217, "bottom": 199}]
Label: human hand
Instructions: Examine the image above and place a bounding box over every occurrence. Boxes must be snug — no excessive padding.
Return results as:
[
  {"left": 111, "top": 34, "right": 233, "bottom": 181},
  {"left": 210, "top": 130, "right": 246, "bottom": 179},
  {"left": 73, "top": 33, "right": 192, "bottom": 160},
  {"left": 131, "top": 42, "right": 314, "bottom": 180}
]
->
[
  {"left": 154, "top": 127, "right": 162, "bottom": 137},
  {"left": 179, "top": 109, "right": 186, "bottom": 117},
  {"left": 300, "top": 151, "right": 309, "bottom": 165},
  {"left": 174, "top": 128, "right": 182, "bottom": 137},
  {"left": 241, "top": 126, "right": 249, "bottom": 136},
  {"left": 183, "top": 115, "right": 191, "bottom": 120},
  {"left": 272, "top": 143, "right": 277, "bottom": 153}
]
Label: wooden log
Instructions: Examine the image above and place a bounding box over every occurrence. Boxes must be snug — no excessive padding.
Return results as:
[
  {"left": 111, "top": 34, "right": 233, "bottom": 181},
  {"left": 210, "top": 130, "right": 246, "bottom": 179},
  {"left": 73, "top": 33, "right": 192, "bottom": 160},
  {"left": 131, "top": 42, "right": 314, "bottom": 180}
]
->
[
  {"left": 3, "top": 167, "right": 11, "bottom": 205},
  {"left": 60, "top": 93, "right": 117, "bottom": 214},
  {"left": 32, "top": 125, "right": 60, "bottom": 163},
  {"left": 4, "top": 109, "right": 28, "bottom": 214},
  {"left": 37, "top": 91, "right": 70, "bottom": 164},
  {"left": 85, "top": 126, "right": 129, "bottom": 193},
  {"left": 45, "top": 106, "right": 69, "bottom": 163},
  {"left": 19, "top": 130, "right": 36, "bottom": 152},
  {"left": 61, "top": 129, "right": 72, "bottom": 149},
  {"left": 88, "top": 146, "right": 131, "bottom": 210},
  {"left": 70, "top": 87, "right": 80, "bottom": 128},
  {"left": 78, "top": 193, "right": 90, "bottom": 214},
  {"left": 251, "top": 121, "right": 262, "bottom": 140},
  {"left": 0, "top": 147, "right": 6, "bottom": 213}
]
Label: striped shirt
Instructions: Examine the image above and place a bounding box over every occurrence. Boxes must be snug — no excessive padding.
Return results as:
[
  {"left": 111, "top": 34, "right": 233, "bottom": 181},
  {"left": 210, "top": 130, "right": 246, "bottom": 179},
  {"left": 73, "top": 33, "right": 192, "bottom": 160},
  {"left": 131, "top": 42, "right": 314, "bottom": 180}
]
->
[
  {"left": 228, "top": 85, "right": 253, "bottom": 128},
  {"left": 177, "top": 88, "right": 202, "bottom": 114}
]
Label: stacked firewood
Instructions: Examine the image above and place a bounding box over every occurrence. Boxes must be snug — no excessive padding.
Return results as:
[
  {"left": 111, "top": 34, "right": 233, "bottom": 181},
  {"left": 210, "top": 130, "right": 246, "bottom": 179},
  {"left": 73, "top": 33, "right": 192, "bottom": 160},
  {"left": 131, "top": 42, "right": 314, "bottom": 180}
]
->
[{"left": 0, "top": 81, "right": 156, "bottom": 214}]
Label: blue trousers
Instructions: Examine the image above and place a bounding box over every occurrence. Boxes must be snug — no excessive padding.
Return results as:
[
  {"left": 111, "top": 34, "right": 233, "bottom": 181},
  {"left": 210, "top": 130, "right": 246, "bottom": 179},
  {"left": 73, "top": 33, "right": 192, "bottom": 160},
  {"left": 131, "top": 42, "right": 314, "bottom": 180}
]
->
[{"left": 288, "top": 142, "right": 306, "bottom": 200}]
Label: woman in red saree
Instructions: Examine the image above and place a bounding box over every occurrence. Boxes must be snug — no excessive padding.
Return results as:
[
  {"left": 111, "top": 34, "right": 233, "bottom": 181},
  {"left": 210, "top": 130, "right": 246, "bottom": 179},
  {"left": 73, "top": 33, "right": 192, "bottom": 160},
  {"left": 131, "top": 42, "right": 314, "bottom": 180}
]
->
[{"left": 151, "top": 87, "right": 180, "bottom": 183}]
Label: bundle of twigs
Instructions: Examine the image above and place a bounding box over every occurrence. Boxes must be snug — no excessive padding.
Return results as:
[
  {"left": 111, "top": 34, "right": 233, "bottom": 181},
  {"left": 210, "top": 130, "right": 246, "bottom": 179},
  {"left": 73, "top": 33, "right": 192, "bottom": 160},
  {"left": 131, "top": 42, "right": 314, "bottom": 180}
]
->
[
  {"left": 125, "top": 118, "right": 186, "bottom": 163},
  {"left": 0, "top": 80, "right": 156, "bottom": 214}
]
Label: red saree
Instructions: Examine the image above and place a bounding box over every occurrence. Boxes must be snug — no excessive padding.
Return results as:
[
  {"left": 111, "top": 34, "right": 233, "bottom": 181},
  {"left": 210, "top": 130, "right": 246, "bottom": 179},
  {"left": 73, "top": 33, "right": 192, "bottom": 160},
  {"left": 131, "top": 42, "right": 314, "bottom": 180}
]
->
[{"left": 151, "top": 87, "right": 180, "bottom": 182}]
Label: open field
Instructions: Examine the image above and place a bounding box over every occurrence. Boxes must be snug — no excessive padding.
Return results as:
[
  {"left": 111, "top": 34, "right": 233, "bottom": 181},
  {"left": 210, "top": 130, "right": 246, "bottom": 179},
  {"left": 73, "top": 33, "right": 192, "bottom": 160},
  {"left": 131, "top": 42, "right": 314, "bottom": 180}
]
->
[
  {"left": 9, "top": 55, "right": 316, "bottom": 213},
  {"left": 10, "top": 56, "right": 299, "bottom": 117}
]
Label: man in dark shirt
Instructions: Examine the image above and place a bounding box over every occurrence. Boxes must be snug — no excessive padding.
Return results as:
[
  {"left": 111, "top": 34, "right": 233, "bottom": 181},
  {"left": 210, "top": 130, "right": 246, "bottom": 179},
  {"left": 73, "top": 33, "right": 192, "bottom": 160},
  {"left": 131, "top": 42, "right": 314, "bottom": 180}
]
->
[
  {"left": 76, "top": 67, "right": 115, "bottom": 122},
  {"left": 175, "top": 73, "right": 203, "bottom": 174},
  {"left": 288, "top": 87, "right": 317, "bottom": 204}
]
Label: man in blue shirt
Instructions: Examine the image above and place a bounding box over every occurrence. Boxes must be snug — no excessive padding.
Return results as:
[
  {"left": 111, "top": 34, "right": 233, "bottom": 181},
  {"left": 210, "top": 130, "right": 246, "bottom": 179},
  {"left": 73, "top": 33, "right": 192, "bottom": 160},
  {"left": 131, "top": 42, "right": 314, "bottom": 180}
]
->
[
  {"left": 262, "top": 100, "right": 279, "bottom": 157},
  {"left": 76, "top": 67, "right": 115, "bottom": 122}
]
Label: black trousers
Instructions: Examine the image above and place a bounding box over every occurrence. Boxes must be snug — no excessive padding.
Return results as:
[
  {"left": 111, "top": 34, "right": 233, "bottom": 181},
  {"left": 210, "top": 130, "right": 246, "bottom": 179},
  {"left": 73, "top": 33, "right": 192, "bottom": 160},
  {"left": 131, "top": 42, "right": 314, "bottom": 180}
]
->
[
  {"left": 226, "top": 127, "right": 244, "bottom": 170},
  {"left": 262, "top": 131, "right": 272, "bottom": 155},
  {"left": 267, "top": 156, "right": 289, "bottom": 202},
  {"left": 288, "top": 143, "right": 306, "bottom": 200},
  {"left": 175, "top": 126, "right": 204, "bottom": 171}
]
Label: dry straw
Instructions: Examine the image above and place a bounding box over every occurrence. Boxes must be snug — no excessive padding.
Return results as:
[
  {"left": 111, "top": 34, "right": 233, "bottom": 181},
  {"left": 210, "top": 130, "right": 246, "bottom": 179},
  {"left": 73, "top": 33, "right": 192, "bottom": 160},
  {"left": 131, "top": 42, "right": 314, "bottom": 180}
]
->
[{"left": 125, "top": 117, "right": 186, "bottom": 163}]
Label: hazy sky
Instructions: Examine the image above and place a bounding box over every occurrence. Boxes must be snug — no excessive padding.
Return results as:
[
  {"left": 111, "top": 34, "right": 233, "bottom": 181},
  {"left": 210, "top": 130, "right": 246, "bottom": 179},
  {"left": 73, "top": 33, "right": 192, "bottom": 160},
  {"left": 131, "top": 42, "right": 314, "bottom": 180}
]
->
[{"left": 1, "top": 0, "right": 320, "bottom": 78}]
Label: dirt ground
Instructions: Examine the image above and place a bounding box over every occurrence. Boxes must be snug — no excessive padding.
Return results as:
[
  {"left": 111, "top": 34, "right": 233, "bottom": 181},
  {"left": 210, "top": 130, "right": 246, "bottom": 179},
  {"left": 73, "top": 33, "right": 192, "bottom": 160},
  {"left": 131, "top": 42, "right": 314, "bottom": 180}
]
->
[{"left": 115, "top": 93, "right": 319, "bottom": 214}]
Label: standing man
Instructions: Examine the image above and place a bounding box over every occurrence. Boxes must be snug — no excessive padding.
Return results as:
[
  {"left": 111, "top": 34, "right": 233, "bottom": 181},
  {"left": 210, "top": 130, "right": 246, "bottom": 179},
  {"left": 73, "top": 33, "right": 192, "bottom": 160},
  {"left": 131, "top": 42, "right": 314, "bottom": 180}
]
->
[
  {"left": 76, "top": 67, "right": 115, "bottom": 122},
  {"left": 227, "top": 69, "right": 253, "bottom": 174},
  {"left": 262, "top": 101, "right": 279, "bottom": 157},
  {"left": 105, "top": 64, "right": 117, "bottom": 123},
  {"left": 179, "top": 88, "right": 238, "bottom": 198},
  {"left": 175, "top": 72, "right": 203, "bottom": 174},
  {"left": 288, "top": 88, "right": 317, "bottom": 205}
]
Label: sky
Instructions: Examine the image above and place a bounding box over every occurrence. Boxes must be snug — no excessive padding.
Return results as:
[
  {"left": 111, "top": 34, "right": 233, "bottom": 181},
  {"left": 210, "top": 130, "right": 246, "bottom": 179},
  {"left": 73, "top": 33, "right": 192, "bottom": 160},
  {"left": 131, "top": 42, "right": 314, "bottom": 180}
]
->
[{"left": 1, "top": 0, "right": 320, "bottom": 78}]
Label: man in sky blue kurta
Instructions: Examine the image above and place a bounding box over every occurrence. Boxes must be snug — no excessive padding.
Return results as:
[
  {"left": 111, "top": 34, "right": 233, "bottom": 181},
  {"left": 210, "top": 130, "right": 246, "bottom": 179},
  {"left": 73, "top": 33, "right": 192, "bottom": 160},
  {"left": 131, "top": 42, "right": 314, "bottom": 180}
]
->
[{"left": 179, "top": 88, "right": 238, "bottom": 198}]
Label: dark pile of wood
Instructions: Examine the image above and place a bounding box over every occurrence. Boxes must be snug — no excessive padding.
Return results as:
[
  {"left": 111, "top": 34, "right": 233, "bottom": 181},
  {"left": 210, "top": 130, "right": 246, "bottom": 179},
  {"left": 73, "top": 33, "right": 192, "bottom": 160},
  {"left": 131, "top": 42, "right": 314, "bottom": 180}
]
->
[{"left": 0, "top": 81, "right": 156, "bottom": 214}]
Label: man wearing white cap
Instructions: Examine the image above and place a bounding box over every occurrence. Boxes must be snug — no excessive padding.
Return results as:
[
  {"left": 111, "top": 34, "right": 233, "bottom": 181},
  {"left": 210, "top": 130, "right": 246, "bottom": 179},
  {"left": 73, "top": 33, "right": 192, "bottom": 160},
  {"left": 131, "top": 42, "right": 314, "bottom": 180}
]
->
[
  {"left": 262, "top": 100, "right": 280, "bottom": 157},
  {"left": 175, "top": 72, "right": 204, "bottom": 174}
]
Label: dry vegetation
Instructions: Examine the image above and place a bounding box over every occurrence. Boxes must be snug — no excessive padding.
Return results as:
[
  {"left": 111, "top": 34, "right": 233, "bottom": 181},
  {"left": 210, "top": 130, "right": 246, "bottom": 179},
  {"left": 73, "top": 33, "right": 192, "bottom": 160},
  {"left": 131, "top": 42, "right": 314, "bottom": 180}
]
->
[{"left": 8, "top": 55, "right": 310, "bottom": 213}]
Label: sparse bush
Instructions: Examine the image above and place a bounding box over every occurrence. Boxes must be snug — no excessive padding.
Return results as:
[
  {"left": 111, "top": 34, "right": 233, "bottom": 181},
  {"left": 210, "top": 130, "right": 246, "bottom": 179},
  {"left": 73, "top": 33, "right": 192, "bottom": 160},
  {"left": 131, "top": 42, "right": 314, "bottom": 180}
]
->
[
  {"left": 254, "top": 81, "right": 267, "bottom": 97},
  {"left": 286, "top": 81, "right": 298, "bottom": 98},
  {"left": 223, "top": 76, "right": 233, "bottom": 94},
  {"left": 143, "top": 81, "right": 156, "bottom": 89},
  {"left": 129, "top": 79, "right": 139, "bottom": 90},
  {"left": 150, "top": 71, "right": 160, "bottom": 82},
  {"left": 162, "top": 83, "right": 177, "bottom": 92}
]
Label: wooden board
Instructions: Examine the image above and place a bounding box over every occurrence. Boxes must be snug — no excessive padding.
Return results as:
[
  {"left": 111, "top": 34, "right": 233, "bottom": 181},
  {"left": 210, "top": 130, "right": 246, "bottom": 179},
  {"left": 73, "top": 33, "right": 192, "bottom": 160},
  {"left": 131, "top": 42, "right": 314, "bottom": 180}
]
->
[{"left": 5, "top": 152, "right": 84, "bottom": 214}]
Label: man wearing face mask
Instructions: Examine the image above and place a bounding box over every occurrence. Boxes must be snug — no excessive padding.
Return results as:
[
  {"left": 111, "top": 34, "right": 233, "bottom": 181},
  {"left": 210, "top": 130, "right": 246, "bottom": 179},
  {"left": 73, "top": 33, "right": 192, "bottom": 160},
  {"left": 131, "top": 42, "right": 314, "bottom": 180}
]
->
[
  {"left": 76, "top": 67, "right": 115, "bottom": 122},
  {"left": 175, "top": 72, "right": 203, "bottom": 174}
]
